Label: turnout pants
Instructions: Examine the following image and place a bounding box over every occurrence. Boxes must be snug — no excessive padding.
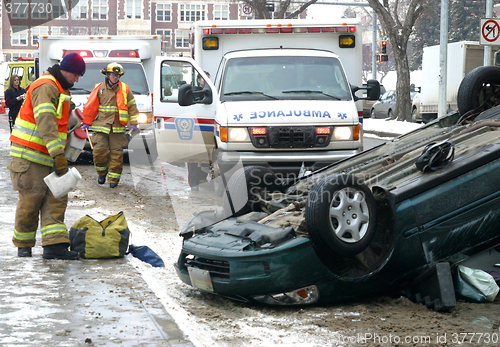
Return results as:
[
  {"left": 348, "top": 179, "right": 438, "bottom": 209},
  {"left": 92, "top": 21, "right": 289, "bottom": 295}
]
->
[
  {"left": 8, "top": 157, "right": 70, "bottom": 248},
  {"left": 92, "top": 130, "right": 128, "bottom": 184}
]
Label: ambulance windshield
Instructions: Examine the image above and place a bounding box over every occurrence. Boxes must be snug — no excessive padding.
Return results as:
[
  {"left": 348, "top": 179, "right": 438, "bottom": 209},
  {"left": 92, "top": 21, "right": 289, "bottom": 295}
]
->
[
  {"left": 70, "top": 62, "right": 149, "bottom": 95},
  {"left": 221, "top": 56, "right": 351, "bottom": 102}
]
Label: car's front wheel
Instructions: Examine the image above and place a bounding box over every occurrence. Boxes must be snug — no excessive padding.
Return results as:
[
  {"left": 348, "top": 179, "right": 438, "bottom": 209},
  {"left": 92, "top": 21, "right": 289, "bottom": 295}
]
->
[
  {"left": 457, "top": 65, "right": 500, "bottom": 115},
  {"left": 370, "top": 109, "right": 376, "bottom": 119},
  {"left": 306, "top": 174, "right": 377, "bottom": 257}
]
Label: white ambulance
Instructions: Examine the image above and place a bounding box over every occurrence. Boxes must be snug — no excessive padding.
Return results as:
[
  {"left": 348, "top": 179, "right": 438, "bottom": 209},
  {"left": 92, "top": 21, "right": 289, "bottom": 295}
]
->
[
  {"left": 153, "top": 19, "right": 379, "bottom": 181},
  {"left": 36, "top": 35, "right": 161, "bottom": 158}
]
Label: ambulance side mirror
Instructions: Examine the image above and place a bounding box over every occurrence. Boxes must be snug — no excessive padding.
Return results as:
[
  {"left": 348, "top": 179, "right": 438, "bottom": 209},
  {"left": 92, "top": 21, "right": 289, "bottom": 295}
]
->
[
  {"left": 178, "top": 83, "right": 213, "bottom": 107},
  {"left": 351, "top": 79, "right": 380, "bottom": 101}
]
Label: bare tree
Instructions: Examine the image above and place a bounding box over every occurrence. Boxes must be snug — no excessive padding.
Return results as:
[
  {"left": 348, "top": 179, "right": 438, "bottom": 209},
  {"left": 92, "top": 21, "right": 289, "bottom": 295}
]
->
[
  {"left": 241, "top": 0, "right": 320, "bottom": 19},
  {"left": 365, "top": 0, "right": 429, "bottom": 121}
]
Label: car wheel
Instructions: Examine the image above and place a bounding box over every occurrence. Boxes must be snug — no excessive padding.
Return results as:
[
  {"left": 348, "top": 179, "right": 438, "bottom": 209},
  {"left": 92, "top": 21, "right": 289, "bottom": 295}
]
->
[
  {"left": 370, "top": 109, "right": 376, "bottom": 118},
  {"left": 411, "top": 107, "right": 418, "bottom": 122},
  {"left": 457, "top": 65, "right": 500, "bottom": 115},
  {"left": 388, "top": 109, "right": 394, "bottom": 118},
  {"left": 305, "top": 174, "right": 377, "bottom": 257},
  {"left": 223, "top": 165, "right": 281, "bottom": 216}
]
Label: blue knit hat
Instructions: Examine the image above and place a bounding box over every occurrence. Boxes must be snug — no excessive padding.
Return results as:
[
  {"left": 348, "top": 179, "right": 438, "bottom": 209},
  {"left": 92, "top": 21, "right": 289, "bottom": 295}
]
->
[{"left": 59, "top": 53, "right": 86, "bottom": 76}]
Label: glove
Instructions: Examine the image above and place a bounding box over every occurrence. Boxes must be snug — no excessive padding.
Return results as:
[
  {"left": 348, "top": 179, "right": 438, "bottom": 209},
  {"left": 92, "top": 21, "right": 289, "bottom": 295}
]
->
[
  {"left": 82, "top": 124, "right": 90, "bottom": 130},
  {"left": 53, "top": 154, "right": 68, "bottom": 176},
  {"left": 130, "top": 125, "right": 137, "bottom": 132}
]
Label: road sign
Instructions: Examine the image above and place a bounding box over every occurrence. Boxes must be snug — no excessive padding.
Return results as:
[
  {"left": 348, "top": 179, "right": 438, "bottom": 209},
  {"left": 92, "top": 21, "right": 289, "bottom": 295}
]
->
[
  {"left": 480, "top": 19, "right": 500, "bottom": 45},
  {"left": 241, "top": 4, "right": 253, "bottom": 17}
]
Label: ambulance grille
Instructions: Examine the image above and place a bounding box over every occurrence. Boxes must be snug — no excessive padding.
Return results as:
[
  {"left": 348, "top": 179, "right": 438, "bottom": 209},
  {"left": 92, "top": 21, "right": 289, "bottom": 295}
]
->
[{"left": 250, "top": 126, "right": 332, "bottom": 148}]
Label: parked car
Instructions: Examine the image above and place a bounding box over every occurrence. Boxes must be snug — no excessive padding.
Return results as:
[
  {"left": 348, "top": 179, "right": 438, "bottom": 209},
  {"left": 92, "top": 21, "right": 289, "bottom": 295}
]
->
[
  {"left": 371, "top": 89, "right": 419, "bottom": 119},
  {"left": 175, "top": 65, "right": 500, "bottom": 306},
  {"left": 411, "top": 92, "right": 421, "bottom": 122},
  {"left": 362, "top": 84, "right": 385, "bottom": 117}
]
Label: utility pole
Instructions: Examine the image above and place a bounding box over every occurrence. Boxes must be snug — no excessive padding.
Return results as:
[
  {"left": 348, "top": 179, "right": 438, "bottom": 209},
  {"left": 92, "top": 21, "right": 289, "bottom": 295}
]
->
[
  {"left": 484, "top": 0, "right": 493, "bottom": 66},
  {"left": 438, "top": 0, "right": 448, "bottom": 118}
]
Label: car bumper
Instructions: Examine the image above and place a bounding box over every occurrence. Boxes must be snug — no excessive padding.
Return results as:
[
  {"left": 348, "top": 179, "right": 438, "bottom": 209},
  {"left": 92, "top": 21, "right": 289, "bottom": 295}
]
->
[{"left": 175, "top": 236, "right": 330, "bottom": 303}]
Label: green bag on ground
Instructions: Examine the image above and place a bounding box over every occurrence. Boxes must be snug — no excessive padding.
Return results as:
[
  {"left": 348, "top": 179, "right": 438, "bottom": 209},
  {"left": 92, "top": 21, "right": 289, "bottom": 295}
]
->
[{"left": 69, "top": 211, "right": 130, "bottom": 259}]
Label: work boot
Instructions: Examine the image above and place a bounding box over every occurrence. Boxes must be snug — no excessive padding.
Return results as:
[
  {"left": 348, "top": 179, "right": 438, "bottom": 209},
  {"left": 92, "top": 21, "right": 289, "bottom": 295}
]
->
[
  {"left": 110, "top": 182, "right": 118, "bottom": 188},
  {"left": 18, "top": 247, "right": 32, "bottom": 257},
  {"left": 98, "top": 175, "right": 106, "bottom": 184},
  {"left": 43, "top": 244, "right": 79, "bottom": 260}
]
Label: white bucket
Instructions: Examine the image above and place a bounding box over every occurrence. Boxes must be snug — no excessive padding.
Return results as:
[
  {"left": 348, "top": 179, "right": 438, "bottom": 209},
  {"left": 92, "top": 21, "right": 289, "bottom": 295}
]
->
[
  {"left": 65, "top": 128, "right": 87, "bottom": 162},
  {"left": 44, "top": 167, "right": 82, "bottom": 199},
  {"left": 67, "top": 109, "right": 84, "bottom": 133}
]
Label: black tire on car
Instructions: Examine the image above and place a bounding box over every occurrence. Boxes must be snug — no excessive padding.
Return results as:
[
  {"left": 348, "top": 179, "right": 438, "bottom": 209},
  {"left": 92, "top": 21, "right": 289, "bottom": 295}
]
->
[
  {"left": 457, "top": 65, "right": 500, "bottom": 115},
  {"left": 370, "top": 109, "right": 376, "bottom": 119},
  {"left": 223, "top": 165, "right": 282, "bottom": 216},
  {"left": 388, "top": 109, "right": 394, "bottom": 118},
  {"left": 305, "top": 174, "right": 377, "bottom": 257}
]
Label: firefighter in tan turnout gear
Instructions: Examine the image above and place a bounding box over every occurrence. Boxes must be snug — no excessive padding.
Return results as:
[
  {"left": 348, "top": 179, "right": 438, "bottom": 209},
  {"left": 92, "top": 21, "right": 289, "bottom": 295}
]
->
[
  {"left": 8, "top": 52, "right": 85, "bottom": 259},
  {"left": 82, "top": 63, "right": 139, "bottom": 188}
]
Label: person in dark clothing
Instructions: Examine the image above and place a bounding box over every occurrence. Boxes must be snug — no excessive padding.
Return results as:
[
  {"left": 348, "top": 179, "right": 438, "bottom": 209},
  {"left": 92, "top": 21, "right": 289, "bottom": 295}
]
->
[{"left": 5, "top": 74, "right": 26, "bottom": 132}]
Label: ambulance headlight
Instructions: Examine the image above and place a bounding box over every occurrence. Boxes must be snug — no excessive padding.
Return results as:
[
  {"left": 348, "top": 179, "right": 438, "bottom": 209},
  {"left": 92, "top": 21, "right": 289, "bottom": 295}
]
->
[
  {"left": 229, "top": 128, "right": 249, "bottom": 142},
  {"left": 137, "top": 112, "right": 153, "bottom": 124},
  {"left": 333, "top": 126, "right": 352, "bottom": 140}
]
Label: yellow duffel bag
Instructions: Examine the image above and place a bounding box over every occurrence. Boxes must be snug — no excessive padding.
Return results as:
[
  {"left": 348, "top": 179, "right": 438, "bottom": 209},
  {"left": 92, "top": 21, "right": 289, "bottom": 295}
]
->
[{"left": 69, "top": 211, "right": 130, "bottom": 259}]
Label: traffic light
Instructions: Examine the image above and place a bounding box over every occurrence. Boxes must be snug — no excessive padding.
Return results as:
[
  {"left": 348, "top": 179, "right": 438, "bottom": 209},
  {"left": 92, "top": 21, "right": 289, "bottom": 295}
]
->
[
  {"left": 381, "top": 40, "right": 387, "bottom": 54},
  {"left": 377, "top": 54, "right": 389, "bottom": 63}
]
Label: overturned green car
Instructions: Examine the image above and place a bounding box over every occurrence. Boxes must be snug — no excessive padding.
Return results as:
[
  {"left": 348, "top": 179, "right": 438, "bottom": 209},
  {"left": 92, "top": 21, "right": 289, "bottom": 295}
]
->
[{"left": 175, "top": 66, "right": 500, "bottom": 305}]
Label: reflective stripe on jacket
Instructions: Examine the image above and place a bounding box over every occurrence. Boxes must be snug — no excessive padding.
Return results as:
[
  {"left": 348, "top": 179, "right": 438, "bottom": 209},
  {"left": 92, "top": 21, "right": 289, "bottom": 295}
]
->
[{"left": 9, "top": 74, "right": 70, "bottom": 166}]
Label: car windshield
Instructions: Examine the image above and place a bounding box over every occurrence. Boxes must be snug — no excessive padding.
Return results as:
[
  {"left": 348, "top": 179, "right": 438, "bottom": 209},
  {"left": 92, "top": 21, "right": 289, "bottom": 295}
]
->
[
  {"left": 71, "top": 62, "right": 149, "bottom": 95},
  {"left": 220, "top": 56, "right": 352, "bottom": 102}
]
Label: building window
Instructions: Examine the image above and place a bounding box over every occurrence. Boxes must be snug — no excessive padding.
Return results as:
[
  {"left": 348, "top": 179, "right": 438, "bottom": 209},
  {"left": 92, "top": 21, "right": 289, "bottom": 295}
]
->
[
  {"left": 92, "top": 0, "right": 107, "bottom": 20},
  {"left": 156, "top": 3, "right": 171, "bottom": 22},
  {"left": 179, "top": 4, "right": 205, "bottom": 22},
  {"left": 12, "top": 27, "right": 28, "bottom": 45},
  {"left": 126, "top": 0, "right": 142, "bottom": 19},
  {"left": 72, "top": 1, "right": 88, "bottom": 19},
  {"left": 213, "top": 4, "right": 228, "bottom": 20},
  {"left": 32, "top": 0, "right": 49, "bottom": 19},
  {"left": 31, "top": 27, "right": 48, "bottom": 45},
  {"left": 10, "top": 0, "right": 28, "bottom": 19},
  {"left": 157, "top": 29, "right": 171, "bottom": 50},
  {"left": 51, "top": 26, "right": 69, "bottom": 35},
  {"left": 72, "top": 27, "right": 88, "bottom": 35},
  {"left": 175, "top": 30, "right": 189, "bottom": 48},
  {"left": 91, "top": 27, "right": 108, "bottom": 35},
  {"left": 12, "top": 52, "right": 33, "bottom": 60},
  {"left": 52, "top": 0, "right": 68, "bottom": 19}
]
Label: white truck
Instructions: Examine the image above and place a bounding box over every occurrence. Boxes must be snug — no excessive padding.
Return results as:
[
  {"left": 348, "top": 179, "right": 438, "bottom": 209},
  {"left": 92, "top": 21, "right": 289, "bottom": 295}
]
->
[
  {"left": 420, "top": 41, "right": 499, "bottom": 123},
  {"left": 36, "top": 35, "right": 162, "bottom": 157},
  {"left": 153, "top": 19, "right": 379, "bottom": 182}
]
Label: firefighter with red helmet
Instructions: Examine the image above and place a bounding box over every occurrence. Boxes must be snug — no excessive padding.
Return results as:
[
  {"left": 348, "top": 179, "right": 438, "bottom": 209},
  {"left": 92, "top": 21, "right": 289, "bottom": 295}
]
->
[{"left": 82, "top": 62, "right": 139, "bottom": 188}]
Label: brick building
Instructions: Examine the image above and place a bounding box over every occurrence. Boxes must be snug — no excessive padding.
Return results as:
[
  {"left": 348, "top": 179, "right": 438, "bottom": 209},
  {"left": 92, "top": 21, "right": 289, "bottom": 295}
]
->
[{"left": 1, "top": 1, "right": 306, "bottom": 61}]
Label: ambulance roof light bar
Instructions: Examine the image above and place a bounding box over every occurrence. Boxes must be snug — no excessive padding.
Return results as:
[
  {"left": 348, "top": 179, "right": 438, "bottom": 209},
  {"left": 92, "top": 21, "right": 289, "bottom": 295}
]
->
[{"left": 203, "top": 23, "right": 356, "bottom": 35}]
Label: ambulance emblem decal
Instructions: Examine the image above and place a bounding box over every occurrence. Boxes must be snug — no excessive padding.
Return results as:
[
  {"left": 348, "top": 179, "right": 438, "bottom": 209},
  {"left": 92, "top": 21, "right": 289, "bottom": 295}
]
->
[
  {"left": 175, "top": 118, "right": 194, "bottom": 140},
  {"left": 337, "top": 112, "right": 347, "bottom": 120}
]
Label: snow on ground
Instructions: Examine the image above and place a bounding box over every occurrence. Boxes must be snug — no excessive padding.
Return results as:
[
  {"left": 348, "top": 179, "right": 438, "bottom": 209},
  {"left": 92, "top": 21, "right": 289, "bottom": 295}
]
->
[{"left": 363, "top": 117, "right": 423, "bottom": 136}]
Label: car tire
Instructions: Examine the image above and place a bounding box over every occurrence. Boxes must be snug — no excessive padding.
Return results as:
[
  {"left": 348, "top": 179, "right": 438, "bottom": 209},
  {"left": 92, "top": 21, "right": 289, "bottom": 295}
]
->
[
  {"left": 223, "top": 165, "right": 282, "bottom": 216},
  {"left": 457, "top": 65, "right": 500, "bottom": 115},
  {"left": 388, "top": 109, "right": 394, "bottom": 118},
  {"left": 306, "top": 174, "right": 377, "bottom": 257},
  {"left": 411, "top": 107, "right": 418, "bottom": 122},
  {"left": 370, "top": 109, "right": 376, "bottom": 119}
]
